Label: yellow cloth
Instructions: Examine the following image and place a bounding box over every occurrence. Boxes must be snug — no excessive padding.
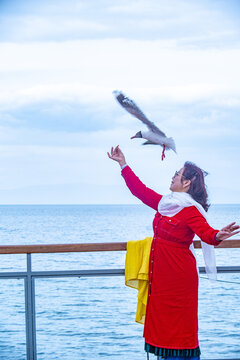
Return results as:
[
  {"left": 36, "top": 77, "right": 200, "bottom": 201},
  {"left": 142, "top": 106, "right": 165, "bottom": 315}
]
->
[{"left": 125, "top": 237, "right": 153, "bottom": 324}]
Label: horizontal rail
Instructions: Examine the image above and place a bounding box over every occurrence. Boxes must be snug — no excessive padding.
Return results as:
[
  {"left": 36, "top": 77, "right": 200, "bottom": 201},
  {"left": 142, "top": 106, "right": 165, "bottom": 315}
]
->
[
  {"left": 0, "top": 239, "right": 239, "bottom": 254},
  {"left": 0, "top": 239, "right": 240, "bottom": 254},
  {"left": 0, "top": 266, "right": 240, "bottom": 280},
  {"left": 0, "top": 242, "right": 126, "bottom": 254}
]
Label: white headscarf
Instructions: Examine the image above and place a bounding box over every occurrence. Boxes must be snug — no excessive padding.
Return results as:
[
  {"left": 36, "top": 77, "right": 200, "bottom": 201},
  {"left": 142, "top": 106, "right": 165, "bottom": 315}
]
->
[{"left": 158, "top": 191, "right": 217, "bottom": 280}]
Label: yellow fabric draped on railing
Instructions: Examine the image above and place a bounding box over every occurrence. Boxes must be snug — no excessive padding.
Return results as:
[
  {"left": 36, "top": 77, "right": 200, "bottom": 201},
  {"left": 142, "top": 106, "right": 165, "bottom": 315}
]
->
[{"left": 125, "top": 237, "right": 152, "bottom": 324}]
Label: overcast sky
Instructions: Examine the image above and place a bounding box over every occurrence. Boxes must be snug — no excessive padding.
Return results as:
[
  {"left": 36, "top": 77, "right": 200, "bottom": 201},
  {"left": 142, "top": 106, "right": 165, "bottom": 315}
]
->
[{"left": 0, "top": 0, "right": 239, "bottom": 204}]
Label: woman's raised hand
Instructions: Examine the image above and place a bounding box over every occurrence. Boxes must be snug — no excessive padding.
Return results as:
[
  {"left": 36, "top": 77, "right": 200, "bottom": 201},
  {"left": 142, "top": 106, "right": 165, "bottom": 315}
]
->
[
  {"left": 215, "top": 222, "right": 240, "bottom": 241},
  {"left": 107, "top": 145, "right": 126, "bottom": 167}
]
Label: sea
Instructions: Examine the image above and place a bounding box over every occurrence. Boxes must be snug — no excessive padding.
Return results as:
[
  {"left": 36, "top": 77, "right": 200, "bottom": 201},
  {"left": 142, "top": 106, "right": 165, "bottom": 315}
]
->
[{"left": 0, "top": 204, "right": 239, "bottom": 360}]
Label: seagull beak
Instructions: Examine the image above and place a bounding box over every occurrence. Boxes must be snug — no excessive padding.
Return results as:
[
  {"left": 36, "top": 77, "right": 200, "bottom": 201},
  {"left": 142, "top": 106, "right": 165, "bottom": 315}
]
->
[{"left": 130, "top": 136, "right": 136, "bottom": 139}]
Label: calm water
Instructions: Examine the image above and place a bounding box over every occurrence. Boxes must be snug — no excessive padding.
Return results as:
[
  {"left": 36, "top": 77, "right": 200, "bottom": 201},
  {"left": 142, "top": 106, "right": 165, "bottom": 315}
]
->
[{"left": 0, "top": 204, "right": 239, "bottom": 360}]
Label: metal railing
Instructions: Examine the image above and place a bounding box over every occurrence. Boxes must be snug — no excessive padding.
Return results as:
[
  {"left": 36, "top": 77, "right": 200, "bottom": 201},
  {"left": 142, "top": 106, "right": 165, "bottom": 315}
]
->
[{"left": 0, "top": 239, "right": 239, "bottom": 360}]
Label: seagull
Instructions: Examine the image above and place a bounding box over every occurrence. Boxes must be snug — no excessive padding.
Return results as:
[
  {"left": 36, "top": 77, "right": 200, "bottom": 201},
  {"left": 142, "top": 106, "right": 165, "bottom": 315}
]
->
[{"left": 113, "top": 90, "right": 176, "bottom": 160}]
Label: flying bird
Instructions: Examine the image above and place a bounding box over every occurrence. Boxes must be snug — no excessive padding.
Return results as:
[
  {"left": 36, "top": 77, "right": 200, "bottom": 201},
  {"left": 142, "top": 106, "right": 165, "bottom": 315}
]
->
[{"left": 113, "top": 90, "right": 176, "bottom": 160}]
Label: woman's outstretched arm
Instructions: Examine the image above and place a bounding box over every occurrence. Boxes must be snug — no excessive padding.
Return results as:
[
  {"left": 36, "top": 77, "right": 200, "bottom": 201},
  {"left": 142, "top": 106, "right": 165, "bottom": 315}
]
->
[
  {"left": 107, "top": 145, "right": 162, "bottom": 211},
  {"left": 185, "top": 207, "right": 240, "bottom": 245}
]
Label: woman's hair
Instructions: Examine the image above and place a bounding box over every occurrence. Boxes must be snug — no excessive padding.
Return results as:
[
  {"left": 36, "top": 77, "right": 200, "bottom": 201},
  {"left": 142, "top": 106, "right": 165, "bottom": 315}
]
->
[{"left": 182, "top": 161, "right": 210, "bottom": 212}]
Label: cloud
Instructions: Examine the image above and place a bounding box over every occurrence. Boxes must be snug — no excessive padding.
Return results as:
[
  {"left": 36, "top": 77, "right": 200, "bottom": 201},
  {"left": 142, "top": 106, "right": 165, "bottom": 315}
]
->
[
  {"left": 0, "top": 82, "right": 239, "bottom": 145},
  {"left": 0, "top": 0, "right": 239, "bottom": 47},
  {"left": 1, "top": 80, "right": 240, "bottom": 137},
  {"left": 0, "top": 100, "right": 116, "bottom": 132},
  {"left": 0, "top": 16, "right": 108, "bottom": 42},
  {"left": 0, "top": 83, "right": 122, "bottom": 132},
  {"left": 1, "top": 40, "right": 240, "bottom": 93},
  {"left": 0, "top": 39, "right": 240, "bottom": 133}
]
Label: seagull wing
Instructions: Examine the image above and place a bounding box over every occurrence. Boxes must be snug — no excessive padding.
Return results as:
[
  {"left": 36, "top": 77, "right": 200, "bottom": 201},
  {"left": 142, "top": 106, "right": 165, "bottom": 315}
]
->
[{"left": 113, "top": 90, "right": 166, "bottom": 137}]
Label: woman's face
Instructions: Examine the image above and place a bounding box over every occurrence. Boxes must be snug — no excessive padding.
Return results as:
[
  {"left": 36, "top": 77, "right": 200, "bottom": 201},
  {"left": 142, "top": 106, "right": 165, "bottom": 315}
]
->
[{"left": 170, "top": 167, "right": 189, "bottom": 192}]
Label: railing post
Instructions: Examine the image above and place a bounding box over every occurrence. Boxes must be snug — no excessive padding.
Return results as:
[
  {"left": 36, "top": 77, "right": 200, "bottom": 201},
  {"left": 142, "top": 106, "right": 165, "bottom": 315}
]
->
[{"left": 25, "top": 254, "right": 37, "bottom": 360}]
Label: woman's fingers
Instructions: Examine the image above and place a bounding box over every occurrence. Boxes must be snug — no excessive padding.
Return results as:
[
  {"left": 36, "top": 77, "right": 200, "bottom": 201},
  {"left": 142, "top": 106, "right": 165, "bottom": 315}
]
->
[
  {"left": 109, "top": 146, "right": 116, "bottom": 157},
  {"left": 222, "top": 222, "right": 236, "bottom": 230},
  {"left": 231, "top": 225, "right": 240, "bottom": 231},
  {"left": 218, "top": 229, "right": 240, "bottom": 240},
  {"left": 107, "top": 145, "right": 125, "bottom": 164},
  {"left": 114, "top": 145, "right": 120, "bottom": 155},
  {"left": 111, "top": 145, "right": 122, "bottom": 158},
  {"left": 223, "top": 228, "right": 238, "bottom": 234},
  {"left": 221, "top": 222, "right": 239, "bottom": 232},
  {"left": 108, "top": 148, "right": 115, "bottom": 159},
  {"left": 107, "top": 146, "right": 120, "bottom": 161}
]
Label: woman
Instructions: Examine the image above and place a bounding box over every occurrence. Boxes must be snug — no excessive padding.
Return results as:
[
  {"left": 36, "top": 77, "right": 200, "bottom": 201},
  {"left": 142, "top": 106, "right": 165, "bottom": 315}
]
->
[{"left": 107, "top": 145, "right": 239, "bottom": 360}]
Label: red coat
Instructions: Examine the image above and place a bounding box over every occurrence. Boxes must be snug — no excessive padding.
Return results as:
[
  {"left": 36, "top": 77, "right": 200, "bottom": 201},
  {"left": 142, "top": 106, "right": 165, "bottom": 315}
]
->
[{"left": 122, "top": 166, "right": 221, "bottom": 351}]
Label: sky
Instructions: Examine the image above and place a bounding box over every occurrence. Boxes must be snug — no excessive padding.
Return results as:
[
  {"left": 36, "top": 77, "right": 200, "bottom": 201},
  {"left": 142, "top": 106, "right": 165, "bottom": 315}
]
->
[{"left": 0, "top": 0, "right": 239, "bottom": 204}]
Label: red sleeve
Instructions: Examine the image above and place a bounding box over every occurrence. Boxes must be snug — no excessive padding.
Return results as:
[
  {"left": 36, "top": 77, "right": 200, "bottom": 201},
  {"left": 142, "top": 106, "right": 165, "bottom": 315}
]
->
[
  {"left": 121, "top": 165, "right": 162, "bottom": 211},
  {"left": 184, "top": 206, "right": 221, "bottom": 245}
]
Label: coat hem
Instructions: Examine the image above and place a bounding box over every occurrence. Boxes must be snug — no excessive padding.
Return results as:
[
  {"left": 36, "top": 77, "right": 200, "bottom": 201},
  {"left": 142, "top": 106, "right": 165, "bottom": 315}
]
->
[{"left": 145, "top": 342, "right": 201, "bottom": 357}]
